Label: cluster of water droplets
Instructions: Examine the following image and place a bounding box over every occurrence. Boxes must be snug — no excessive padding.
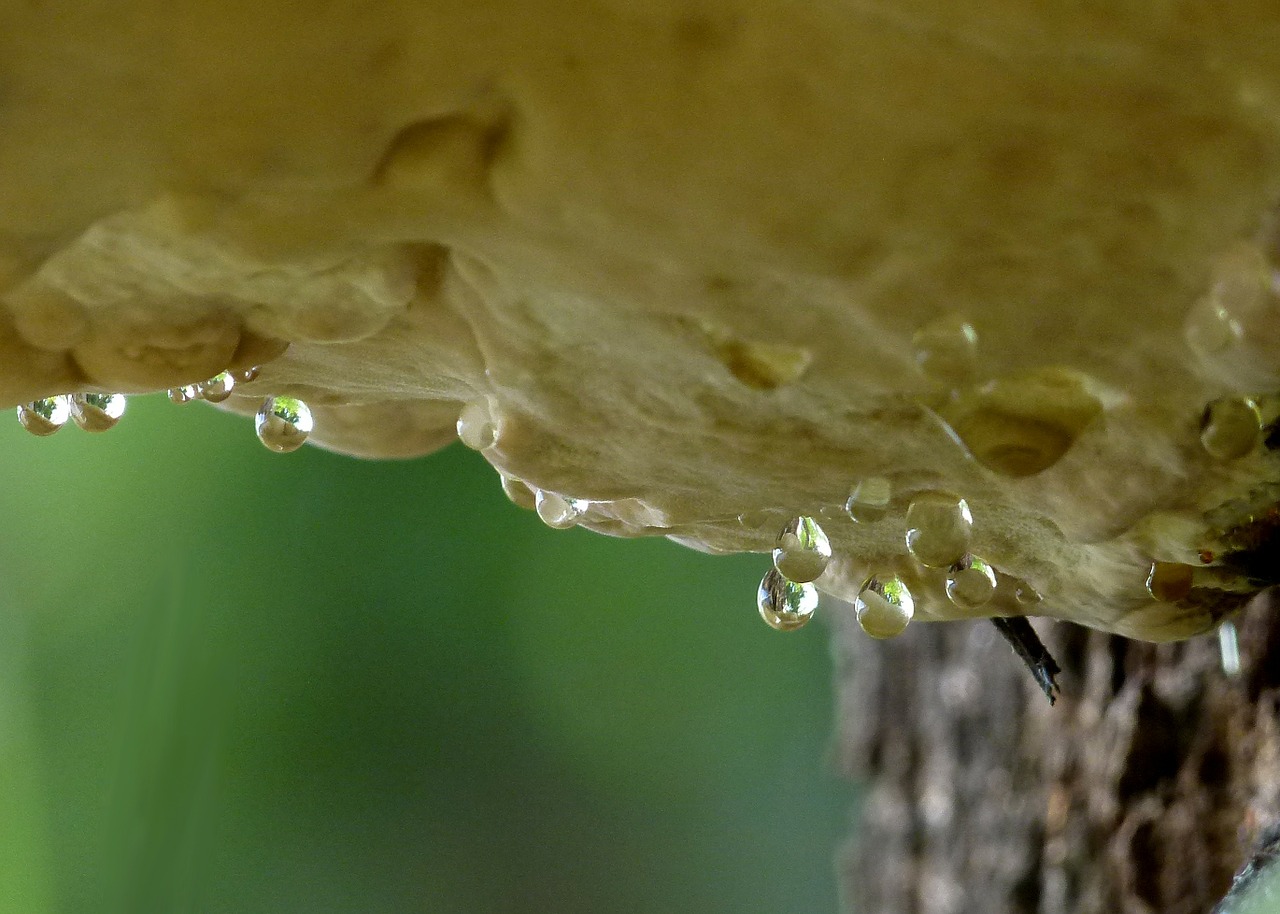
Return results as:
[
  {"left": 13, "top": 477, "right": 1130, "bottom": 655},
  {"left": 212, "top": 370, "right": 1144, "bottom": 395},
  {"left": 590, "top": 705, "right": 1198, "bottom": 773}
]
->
[
  {"left": 165, "top": 367, "right": 316, "bottom": 454},
  {"left": 753, "top": 515, "right": 832, "bottom": 632},
  {"left": 17, "top": 392, "right": 128, "bottom": 436}
]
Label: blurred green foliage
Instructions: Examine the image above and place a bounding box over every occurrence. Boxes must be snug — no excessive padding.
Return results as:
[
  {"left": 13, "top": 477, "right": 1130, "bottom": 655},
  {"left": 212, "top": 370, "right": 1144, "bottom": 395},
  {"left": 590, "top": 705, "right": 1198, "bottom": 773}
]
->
[{"left": 0, "top": 396, "right": 851, "bottom": 913}]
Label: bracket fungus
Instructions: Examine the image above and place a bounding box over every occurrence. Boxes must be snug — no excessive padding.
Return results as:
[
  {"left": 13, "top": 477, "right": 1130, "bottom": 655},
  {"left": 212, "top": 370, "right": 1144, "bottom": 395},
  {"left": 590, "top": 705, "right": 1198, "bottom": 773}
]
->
[{"left": 3, "top": 2, "right": 1280, "bottom": 645}]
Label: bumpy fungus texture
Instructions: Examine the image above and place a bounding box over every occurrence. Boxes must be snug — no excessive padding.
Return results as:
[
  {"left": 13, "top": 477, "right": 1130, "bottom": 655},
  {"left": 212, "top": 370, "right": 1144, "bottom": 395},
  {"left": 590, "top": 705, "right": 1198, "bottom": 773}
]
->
[{"left": 3, "top": 2, "right": 1280, "bottom": 640}]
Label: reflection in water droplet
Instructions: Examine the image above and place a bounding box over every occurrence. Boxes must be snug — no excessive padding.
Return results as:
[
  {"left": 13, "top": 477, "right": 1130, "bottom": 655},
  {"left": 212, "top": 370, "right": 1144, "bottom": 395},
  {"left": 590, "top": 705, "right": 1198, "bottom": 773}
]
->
[
  {"left": 772, "top": 516, "right": 832, "bottom": 583},
  {"left": 945, "top": 554, "right": 997, "bottom": 611},
  {"left": 845, "top": 477, "right": 892, "bottom": 523},
  {"left": 535, "top": 491, "right": 585, "bottom": 529},
  {"left": 905, "top": 493, "right": 974, "bottom": 568},
  {"left": 913, "top": 316, "right": 978, "bottom": 385},
  {"left": 17, "top": 396, "right": 70, "bottom": 436},
  {"left": 69, "top": 393, "right": 126, "bottom": 432},
  {"left": 855, "top": 575, "right": 915, "bottom": 639},
  {"left": 255, "top": 396, "right": 314, "bottom": 453},
  {"left": 757, "top": 568, "right": 818, "bottom": 631},
  {"left": 499, "top": 474, "right": 537, "bottom": 510},
  {"left": 1146, "top": 561, "right": 1194, "bottom": 602},
  {"left": 457, "top": 399, "right": 498, "bottom": 450},
  {"left": 168, "top": 385, "right": 198, "bottom": 404},
  {"left": 1199, "top": 396, "right": 1262, "bottom": 460},
  {"left": 1218, "top": 621, "right": 1241, "bottom": 677},
  {"left": 199, "top": 371, "right": 236, "bottom": 404}
]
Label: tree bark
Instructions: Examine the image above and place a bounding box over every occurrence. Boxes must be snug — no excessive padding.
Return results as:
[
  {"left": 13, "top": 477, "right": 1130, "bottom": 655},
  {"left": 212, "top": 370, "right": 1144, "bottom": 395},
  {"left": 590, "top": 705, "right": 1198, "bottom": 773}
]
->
[{"left": 834, "top": 594, "right": 1280, "bottom": 914}]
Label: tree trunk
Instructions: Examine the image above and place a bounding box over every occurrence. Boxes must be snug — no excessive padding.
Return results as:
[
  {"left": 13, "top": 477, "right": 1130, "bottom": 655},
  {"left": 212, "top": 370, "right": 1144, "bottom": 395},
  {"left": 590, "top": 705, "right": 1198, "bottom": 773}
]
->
[{"left": 834, "top": 594, "right": 1280, "bottom": 914}]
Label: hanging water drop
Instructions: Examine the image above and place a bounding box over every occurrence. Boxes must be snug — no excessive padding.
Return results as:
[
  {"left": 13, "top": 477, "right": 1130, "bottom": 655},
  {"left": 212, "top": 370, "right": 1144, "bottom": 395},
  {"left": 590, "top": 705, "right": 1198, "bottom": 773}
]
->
[
  {"left": 945, "top": 554, "right": 997, "bottom": 611},
  {"left": 1199, "top": 396, "right": 1262, "bottom": 460},
  {"left": 255, "top": 396, "right": 314, "bottom": 453},
  {"left": 69, "top": 393, "right": 126, "bottom": 432},
  {"left": 905, "top": 493, "right": 974, "bottom": 568},
  {"left": 1146, "top": 561, "right": 1194, "bottom": 602},
  {"left": 854, "top": 575, "right": 915, "bottom": 639},
  {"left": 237, "top": 366, "right": 261, "bottom": 385},
  {"left": 199, "top": 371, "right": 236, "bottom": 404},
  {"left": 771, "top": 516, "right": 832, "bottom": 583},
  {"left": 913, "top": 316, "right": 978, "bottom": 385},
  {"left": 535, "top": 490, "right": 585, "bottom": 529},
  {"left": 167, "top": 385, "right": 198, "bottom": 404},
  {"left": 845, "top": 477, "right": 892, "bottom": 524},
  {"left": 457, "top": 399, "right": 498, "bottom": 450},
  {"left": 17, "top": 396, "right": 70, "bottom": 436},
  {"left": 757, "top": 568, "right": 818, "bottom": 631},
  {"left": 499, "top": 474, "right": 537, "bottom": 510}
]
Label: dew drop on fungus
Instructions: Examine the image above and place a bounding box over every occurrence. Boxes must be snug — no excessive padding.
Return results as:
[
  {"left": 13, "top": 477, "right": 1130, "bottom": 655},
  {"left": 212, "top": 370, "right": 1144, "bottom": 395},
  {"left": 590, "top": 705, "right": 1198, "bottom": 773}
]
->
[
  {"left": 1183, "top": 244, "right": 1280, "bottom": 389},
  {"left": 1199, "top": 396, "right": 1262, "bottom": 460},
  {"left": 905, "top": 493, "right": 974, "bottom": 568},
  {"left": 945, "top": 554, "right": 997, "bottom": 611},
  {"left": 199, "top": 371, "right": 236, "bottom": 404},
  {"left": 255, "top": 396, "right": 314, "bottom": 453},
  {"left": 1012, "top": 580, "right": 1043, "bottom": 605},
  {"left": 69, "top": 393, "right": 126, "bottom": 432},
  {"left": 17, "top": 396, "right": 70, "bottom": 436},
  {"left": 845, "top": 477, "right": 892, "bottom": 524},
  {"left": 457, "top": 399, "right": 498, "bottom": 450},
  {"left": 757, "top": 568, "right": 818, "bottom": 631},
  {"left": 499, "top": 474, "right": 537, "bottom": 510},
  {"left": 168, "top": 385, "right": 198, "bottom": 404},
  {"left": 1146, "top": 561, "right": 1194, "bottom": 602},
  {"left": 772, "top": 516, "right": 832, "bottom": 583},
  {"left": 535, "top": 490, "right": 585, "bottom": 529},
  {"left": 913, "top": 316, "right": 978, "bottom": 385},
  {"left": 237, "top": 366, "right": 261, "bottom": 385},
  {"left": 855, "top": 575, "right": 915, "bottom": 639}
]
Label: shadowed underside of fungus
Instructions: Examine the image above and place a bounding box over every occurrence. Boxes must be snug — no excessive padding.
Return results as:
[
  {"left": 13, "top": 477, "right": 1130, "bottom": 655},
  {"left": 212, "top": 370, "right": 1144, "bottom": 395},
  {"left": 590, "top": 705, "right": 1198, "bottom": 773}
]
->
[{"left": 4, "top": 1, "right": 1280, "bottom": 641}]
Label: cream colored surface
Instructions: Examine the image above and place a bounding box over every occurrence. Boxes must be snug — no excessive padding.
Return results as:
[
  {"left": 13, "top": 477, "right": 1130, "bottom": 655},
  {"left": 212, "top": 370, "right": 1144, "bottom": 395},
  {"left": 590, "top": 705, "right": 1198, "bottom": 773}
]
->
[{"left": 2, "top": 1, "right": 1280, "bottom": 637}]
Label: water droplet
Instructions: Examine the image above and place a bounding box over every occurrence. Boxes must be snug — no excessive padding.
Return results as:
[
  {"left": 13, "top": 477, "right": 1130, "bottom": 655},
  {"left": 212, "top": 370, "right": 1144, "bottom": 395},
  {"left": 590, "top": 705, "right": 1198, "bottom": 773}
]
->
[
  {"left": 757, "top": 568, "right": 818, "bottom": 631},
  {"left": 457, "top": 399, "right": 498, "bottom": 450},
  {"left": 845, "top": 477, "right": 892, "bottom": 523},
  {"left": 17, "top": 396, "right": 70, "bottom": 436},
  {"left": 535, "top": 490, "right": 585, "bottom": 529},
  {"left": 499, "top": 474, "right": 537, "bottom": 510},
  {"left": 855, "top": 575, "right": 915, "bottom": 639},
  {"left": 1012, "top": 579, "right": 1043, "bottom": 605},
  {"left": 913, "top": 316, "right": 978, "bottom": 385},
  {"left": 237, "top": 366, "right": 261, "bottom": 385},
  {"left": 1146, "top": 561, "right": 1194, "bottom": 602},
  {"left": 1199, "top": 396, "right": 1262, "bottom": 460},
  {"left": 199, "top": 371, "right": 236, "bottom": 404},
  {"left": 737, "top": 508, "right": 786, "bottom": 531},
  {"left": 167, "top": 385, "right": 199, "bottom": 404},
  {"left": 945, "top": 554, "right": 997, "bottom": 611},
  {"left": 1184, "top": 244, "right": 1280, "bottom": 389},
  {"left": 905, "top": 493, "right": 974, "bottom": 568},
  {"left": 771, "top": 516, "right": 832, "bottom": 583},
  {"left": 69, "top": 393, "right": 126, "bottom": 432},
  {"left": 255, "top": 396, "right": 314, "bottom": 453}
]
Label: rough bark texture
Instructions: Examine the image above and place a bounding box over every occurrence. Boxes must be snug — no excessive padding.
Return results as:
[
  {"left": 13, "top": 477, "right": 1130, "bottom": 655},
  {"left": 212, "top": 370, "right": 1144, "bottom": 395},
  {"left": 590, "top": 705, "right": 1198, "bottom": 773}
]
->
[{"left": 834, "top": 593, "right": 1280, "bottom": 914}]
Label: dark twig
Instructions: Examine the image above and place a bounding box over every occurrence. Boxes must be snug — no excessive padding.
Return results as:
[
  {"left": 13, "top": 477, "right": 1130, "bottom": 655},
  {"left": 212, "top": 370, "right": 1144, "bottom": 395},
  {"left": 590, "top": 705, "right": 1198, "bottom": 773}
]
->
[{"left": 990, "top": 616, "right": 1061, "bottom": 705}]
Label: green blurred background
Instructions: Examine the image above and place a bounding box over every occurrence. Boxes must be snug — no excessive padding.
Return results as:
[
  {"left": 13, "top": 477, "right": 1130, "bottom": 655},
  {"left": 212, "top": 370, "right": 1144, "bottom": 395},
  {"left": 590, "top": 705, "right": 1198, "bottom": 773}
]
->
[{"left": 0, "top": 396, "right": 851, "bottom": 914}]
